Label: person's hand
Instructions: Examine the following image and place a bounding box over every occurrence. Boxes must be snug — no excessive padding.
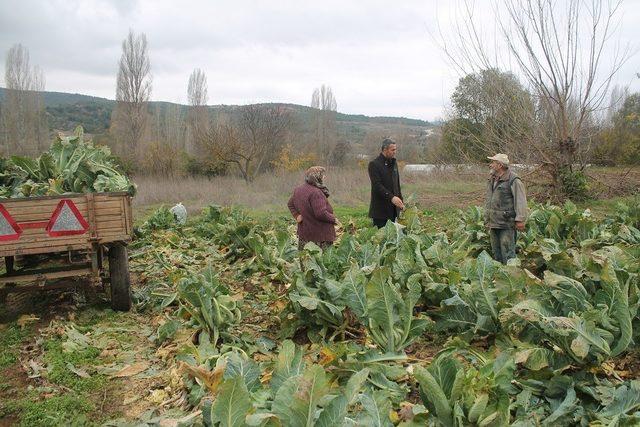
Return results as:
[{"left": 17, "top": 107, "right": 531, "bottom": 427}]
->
[
  {"left": 296, "top": 215, "right": 303, "bottom": 224},
  {"left": 391, "top": 196, "right": 405, "bottom": 210},
  {"left": 515, "top": 221, "right": 525, "bottom": 232}
]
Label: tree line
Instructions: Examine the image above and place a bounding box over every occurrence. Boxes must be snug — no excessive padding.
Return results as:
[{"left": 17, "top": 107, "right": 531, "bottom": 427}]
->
[
  {"left": 1, "top": 0, "right": 638, "bottom": 195},
  {"left": 0, "top": 32, "right": 364, "bottom": 182}
]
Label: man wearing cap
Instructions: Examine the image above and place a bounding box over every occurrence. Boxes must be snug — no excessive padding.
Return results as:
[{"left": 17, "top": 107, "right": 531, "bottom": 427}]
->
[
  {"left": 485, "top": 153, "right": 528, "bottom": 264},
  {"left": 368, "top": 138, "right": 404, "bottom": 228}
]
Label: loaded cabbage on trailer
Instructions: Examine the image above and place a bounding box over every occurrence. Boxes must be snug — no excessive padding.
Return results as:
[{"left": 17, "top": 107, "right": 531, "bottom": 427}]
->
[{"left": 0, "top": 127, "right": 135, "bottom": 314}]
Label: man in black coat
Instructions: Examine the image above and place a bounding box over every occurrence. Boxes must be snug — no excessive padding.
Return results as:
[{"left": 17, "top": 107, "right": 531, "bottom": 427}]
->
[{"left": 368, "top": 138, "right": 404, "bottom": 228}]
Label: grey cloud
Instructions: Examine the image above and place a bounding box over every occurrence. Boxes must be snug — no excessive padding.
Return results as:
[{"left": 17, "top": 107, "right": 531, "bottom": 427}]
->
[
  {"left": 0, "top": 0, "right": 637, "bottom": 120},
  {"left": 0, "top": 0, "right": 136, "bottom": 78}
]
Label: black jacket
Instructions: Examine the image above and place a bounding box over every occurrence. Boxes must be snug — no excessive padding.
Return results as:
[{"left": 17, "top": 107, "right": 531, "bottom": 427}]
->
[{"left": 368, "top": 154, "right": 402, "bottom": 220}]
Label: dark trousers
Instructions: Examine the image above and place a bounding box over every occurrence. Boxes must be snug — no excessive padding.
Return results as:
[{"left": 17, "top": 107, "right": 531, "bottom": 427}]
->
[
  {"left": 372, "top": 218, "right": 395, "bottom": 228},
  {"left": 489, "top": 228, "right": 516, "bottom": 264}
]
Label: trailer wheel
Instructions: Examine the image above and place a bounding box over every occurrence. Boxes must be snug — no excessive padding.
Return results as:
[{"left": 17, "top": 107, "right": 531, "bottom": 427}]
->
[
  {"left": 108, "top": 243, "right": 131, "bottom": 311},
  {"left": 4, "top": 256, "right": 15, "bottom": 274}
]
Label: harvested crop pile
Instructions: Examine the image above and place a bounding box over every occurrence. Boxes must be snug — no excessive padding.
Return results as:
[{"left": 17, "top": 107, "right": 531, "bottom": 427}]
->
[{"left": 0, "top": 126, "right": 135, "bottom": 198}]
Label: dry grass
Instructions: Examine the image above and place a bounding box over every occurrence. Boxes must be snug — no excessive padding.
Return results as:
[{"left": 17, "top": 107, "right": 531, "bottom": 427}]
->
[
  {"left": 403, "top": 168, "right": 486, "bottom": 209},
  {"left": 133, "top": 166, "right": 640, "bottom": 216},
  {"left": 133, "top": 168, "right": 372, "bottom": 213},
  {"left": 133, "top": 167, "right": 488, "bottom": 214}
]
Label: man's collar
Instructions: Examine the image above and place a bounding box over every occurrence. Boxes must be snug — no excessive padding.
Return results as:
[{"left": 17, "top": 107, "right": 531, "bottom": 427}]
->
[{"left": 492, "top": 169, "right": 510, "bottom": 181}]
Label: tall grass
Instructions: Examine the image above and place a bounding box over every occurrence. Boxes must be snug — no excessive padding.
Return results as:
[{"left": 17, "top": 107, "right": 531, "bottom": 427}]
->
[
  {"left": 133, "top": 167, "right": 489, "bottom": 214},
  {"left": 133, "top": 169, "right": 369, "bottom": 213},
  {"left": 135, "top": 166, "right": 640, "bottom": 218}
]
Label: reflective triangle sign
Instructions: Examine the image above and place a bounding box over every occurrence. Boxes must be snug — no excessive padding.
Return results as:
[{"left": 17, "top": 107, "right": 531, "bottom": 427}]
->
[
  {"left": 46, "top": 199, "right": 89, "bottom": 237},
  {"left": 0, "top": 204, "right": 21, "bottom": 241}
]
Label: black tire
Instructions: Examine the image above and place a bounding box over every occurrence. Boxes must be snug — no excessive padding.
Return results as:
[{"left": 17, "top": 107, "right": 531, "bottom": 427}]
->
[
  {"left": 108, "top": 243, "right": 131, "bottom": 311},
  {"left": 4, "top": 256, "right": 15, "bottom": 274}
]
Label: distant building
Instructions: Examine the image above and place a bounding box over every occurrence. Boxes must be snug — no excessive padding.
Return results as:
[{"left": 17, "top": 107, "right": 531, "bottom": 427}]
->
[
  {"left": 403, "top": 163, "right": 540, "bottom": 173},
  {"left": 403, "top": 164, "right": 437, "bottom": 173}
]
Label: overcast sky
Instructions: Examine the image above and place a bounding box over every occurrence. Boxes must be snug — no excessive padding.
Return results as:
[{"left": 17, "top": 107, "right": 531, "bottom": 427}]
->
[{"left": 1, "top": 0, "right": 638, "bottom": 121}]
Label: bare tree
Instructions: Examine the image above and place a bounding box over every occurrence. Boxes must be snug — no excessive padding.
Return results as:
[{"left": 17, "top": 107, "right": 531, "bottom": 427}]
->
[
  {"left": 162, "top": 104, "right": 187, "bottom": 150},
  {"left": 311, "top": 85, "right": 338, "bottom": 164},
  {"left": 152, "top": 103, "right": 186, "bottom": 149},
  {"left": 437, "top": 0, "right": 632, "bottom": 198},
  {"left": 206, "top": 105, "right": 292, "bottom": 182},
  {"left": 186, "top": 68, "right": 209, "bottom": 155},
  {"left": 362, "top": 129, "right": 388, "bottom": 153},
  {"left": 144, "top": 103, "right": 186, "bottom": 176},
  {"left": 111, "top": 30, "right": 152, "bottom": 159},
  {"left": 0, "top": 43, "right": 48, "bottom": 156},
  {"left": 187, "top": 69, "right": 208, "bottom": 107}
]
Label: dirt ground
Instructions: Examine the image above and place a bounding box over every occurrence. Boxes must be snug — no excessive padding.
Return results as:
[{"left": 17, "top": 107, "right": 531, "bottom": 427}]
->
[{"left": 0, "top": 288, "right": 186, "bottom": 426}]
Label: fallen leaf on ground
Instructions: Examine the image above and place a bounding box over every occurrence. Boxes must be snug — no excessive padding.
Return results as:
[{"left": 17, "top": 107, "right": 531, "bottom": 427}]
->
[
  {"left": 319, "top": 347, "right": 336, "bottom": 366},
  {"left": 148, "top": 388, "right": 169, "bottom": 405},
  {"left": 272, "top": 300, "right": 287, "bottom": 311},
  {"left": 17, "top": 314, "right": 39, "bottom": 328},
  {"left": 398, "top": 403, "right": 416, "bottom": 421},
  {"left": 179, "top": 361, "right": 225, "bottom": 393},
  {"left": 99, "top": 349, "right": 119, "bottom": 358},
  {"left": 26, "top": 359, "right": 45, "bottom": 378},
  {"left": 111, "top": 362, "right": 150, "bottom": 378},
  {"left": 123, "top": 395, "right": 142, "bottom": 405},
  {"left": 66, "top": 362, "right": 91, "bottom": 378},
  {"left": 260, "top": 370, "right": 273, "bottom": 384},
  {"left": 62, "top": 326, "right": 92, "bottom": 352},
  {"left": 158, "top": 411, "right": 202, "bottom": 427}
]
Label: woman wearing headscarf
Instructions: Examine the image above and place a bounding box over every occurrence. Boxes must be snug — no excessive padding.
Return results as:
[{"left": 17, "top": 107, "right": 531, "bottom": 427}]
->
[{"left": 287, "top": 166, "right": 337, "bottom": 250}]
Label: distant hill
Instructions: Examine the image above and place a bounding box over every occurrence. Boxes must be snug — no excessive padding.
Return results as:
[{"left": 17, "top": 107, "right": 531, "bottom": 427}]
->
[
  {"left": 41, "top": 90, "right": 114, "bottom": 106},
  {"left": 0, "top": 88, "right": 435, "bottom": 160},
  {"left": 0, "top": 88, "right": 113, "bottom": 107},
  {"left": 0, "top": 87, "right": 432, "bottom": 131}
]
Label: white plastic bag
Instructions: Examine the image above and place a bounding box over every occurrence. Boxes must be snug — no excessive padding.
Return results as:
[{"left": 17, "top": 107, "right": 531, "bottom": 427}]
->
[{"left": 170, "top": 202, "right": 187, "bottom": 225}]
